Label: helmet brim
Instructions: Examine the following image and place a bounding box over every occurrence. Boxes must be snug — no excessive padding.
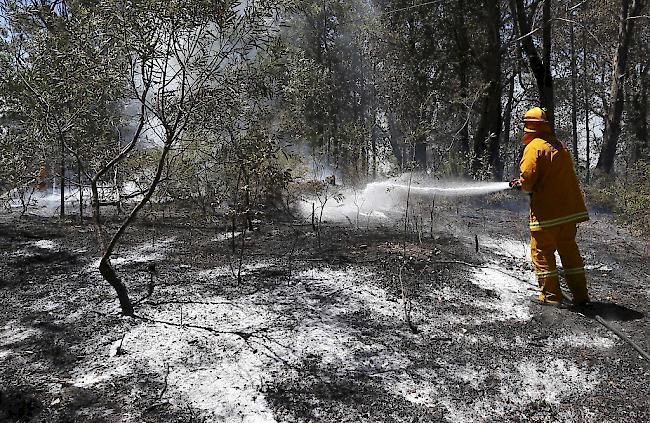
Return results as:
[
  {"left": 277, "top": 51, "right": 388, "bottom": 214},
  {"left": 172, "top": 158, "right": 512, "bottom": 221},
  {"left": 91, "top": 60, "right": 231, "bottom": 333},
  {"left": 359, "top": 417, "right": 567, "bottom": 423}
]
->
[{"left": 523, "top": 126, "right": 536, "bottom": 133}]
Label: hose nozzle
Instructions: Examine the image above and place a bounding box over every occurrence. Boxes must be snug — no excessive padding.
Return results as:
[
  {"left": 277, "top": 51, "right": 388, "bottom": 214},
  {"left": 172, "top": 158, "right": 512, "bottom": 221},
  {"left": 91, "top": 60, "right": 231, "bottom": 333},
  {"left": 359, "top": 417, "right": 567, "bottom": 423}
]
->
[{"left": 509, "top": 179, "right": 522, "bottom": 190}]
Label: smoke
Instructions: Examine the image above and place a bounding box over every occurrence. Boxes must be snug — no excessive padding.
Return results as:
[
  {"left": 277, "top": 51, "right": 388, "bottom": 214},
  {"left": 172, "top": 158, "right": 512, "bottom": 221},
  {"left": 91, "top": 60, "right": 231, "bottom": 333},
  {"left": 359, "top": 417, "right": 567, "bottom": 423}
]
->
[
  {"left": 121, "top": 1, "right": 285, "bottom": 148},
  {"left": 5, "top": 183, "right": 145, "bottom": 217},
  {"left": 299, "top": 174, "right": 511, "bottom": 224}
]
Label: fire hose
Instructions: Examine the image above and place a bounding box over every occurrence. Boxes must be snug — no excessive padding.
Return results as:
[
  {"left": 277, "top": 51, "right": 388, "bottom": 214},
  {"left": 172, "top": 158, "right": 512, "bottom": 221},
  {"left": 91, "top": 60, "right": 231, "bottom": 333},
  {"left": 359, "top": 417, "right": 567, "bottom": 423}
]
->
[{"left": 594, "top": 315, "right": 650, "bottom": 363}]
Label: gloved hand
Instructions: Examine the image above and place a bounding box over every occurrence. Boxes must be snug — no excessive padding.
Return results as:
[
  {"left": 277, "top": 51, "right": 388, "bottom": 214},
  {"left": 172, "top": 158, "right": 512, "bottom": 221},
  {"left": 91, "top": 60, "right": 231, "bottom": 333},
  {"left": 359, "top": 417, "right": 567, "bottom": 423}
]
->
[{"left": 509, "top": 178, "right": 522, "bottom": 190}]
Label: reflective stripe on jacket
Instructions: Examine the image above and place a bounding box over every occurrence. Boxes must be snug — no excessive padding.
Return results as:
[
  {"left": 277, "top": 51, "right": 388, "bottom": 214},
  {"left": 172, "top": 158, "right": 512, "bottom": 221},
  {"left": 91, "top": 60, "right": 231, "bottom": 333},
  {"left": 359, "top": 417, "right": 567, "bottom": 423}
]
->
[{"left": 519, "top": 134, "right": 589, "bottom": 231}]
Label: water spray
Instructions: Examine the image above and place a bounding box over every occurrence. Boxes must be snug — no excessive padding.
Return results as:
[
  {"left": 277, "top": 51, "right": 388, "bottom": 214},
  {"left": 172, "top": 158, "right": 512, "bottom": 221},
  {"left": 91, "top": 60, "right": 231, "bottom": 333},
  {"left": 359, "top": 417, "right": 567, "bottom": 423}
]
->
[
  {"left": 364, "top": 180, "right": 511, "bottom": 197},
  {"left": 300, "top": 176, "right": 514, "bottom": 224}
]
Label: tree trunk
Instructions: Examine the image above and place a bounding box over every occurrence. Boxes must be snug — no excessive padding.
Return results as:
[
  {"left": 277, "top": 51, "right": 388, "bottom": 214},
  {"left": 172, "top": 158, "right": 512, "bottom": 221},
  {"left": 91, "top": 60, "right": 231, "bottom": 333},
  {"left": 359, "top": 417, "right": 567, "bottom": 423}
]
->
[
  {"left": 406, "top": 14, "right": 427, "bottom": 171},
  {"left": 630, "top": 91, "right": 648, "bottom": 162},
  {"left": 454, "top": 0, "right": 470, "bottom": 155},
  {"left": 541, "top": 0, "right": 555, "bottom": 130},
  {"left": 98, "top": 137, "right": 174, "bottom": 316},
  {"left": 503, "top": 72, "right": 516, "bottom": 176},
  {"left": 90, "top": 92, "right": 148, "bottom": 317},
  {"left": 596, "top": 0, "right": 646, "bottom": 174},
  {"left": 370, "top": 61, "right": 378, "bottom": 180},
  {"left": 99, "top": 257, "right": 134, "bottom": 316},
  {"left": 630, "top": 66, "right": 649, "bottom": 162},
  {"left": 59, "top": 133, "right": 65, "bottom": 218},
  {"left": 570, "top": 10, "right": 579, "bottom": 160},
  {"left": 90, "top": 176, "right": 134, "bottom": 317},
  {"left": 414, "top": 137, "right": 427, "bottom": 169},
  {"left": 583, "top": 25, "right": 592, "bottom": 183},
  {"left": 387, "top": 112, "right": 405, "bottom": 167},
  {"left": 514, "top": 0, "right": 555, "bottom": 128},
  {"left": 630, "top": 32, "right": 649, "bottom": 162},
  {"left": 371, "top": 119, "right": 378, "bottom": 179},
  {"left": 472, "top": 0, "right": 502, "bottom": 179},
  {"left": 77, "top": 157, "right": 83, "bottom": 221}
]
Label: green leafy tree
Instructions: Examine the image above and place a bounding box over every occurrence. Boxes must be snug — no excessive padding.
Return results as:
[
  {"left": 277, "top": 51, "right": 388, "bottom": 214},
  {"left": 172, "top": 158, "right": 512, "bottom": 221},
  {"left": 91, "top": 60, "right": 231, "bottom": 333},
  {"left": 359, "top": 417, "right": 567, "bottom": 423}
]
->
[
  {"left": 85, "top": 0, "right": 288, "bottom": 316},
  {"left": 0, "top": 0, "right": 124, "bottom": 216}
]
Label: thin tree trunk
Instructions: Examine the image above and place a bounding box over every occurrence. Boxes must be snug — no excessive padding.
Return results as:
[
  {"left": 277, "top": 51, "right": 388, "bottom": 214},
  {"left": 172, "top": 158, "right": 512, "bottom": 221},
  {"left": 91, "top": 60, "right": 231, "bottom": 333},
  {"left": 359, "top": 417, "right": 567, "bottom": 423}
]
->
[
  {"left": 77, "top": 157, "right": 83, "bottom": 221},
  {"left": 570, "top": 9, "right": 579, "bottom": 160},
  {"left": 583, "top": 27, "right": 592, "bottom": 183},
  {"left": 414, "top": 136, "right": 427, "bottom": 169},
  {"left": 99, "top": 258, "right": 134, "bottom": 316},
  {"left": 370, "top": 61, "right": 378, "bottom": 180},
  {"left": 503, "top": 72, "right": 516, "bottom": 176},
  {"left": 454, "top": 0, "right": 470, "bottom": 156},
  {"left": 97, "top": 137, "right": 174, "bottom": 316},
  {"left": 243, "top": 169, "right": 253, "bottom": 231},
  {"left": 630, "top": 42, "right": 649, "bottom": 162},
  {"left": 541, "top": 0, "right": 555, "bottom": 130},
  {"left": 508, "top": 0, "right": 524, "bottom": 176},
  {"left": 630, "top": 67, "right": 648, "bottom": 161},
  {"left": 473, "top": 0, "right": 502, "bottom": 179},
  {"left": 371, "top": 120, "right": 378, "bottom": 179},
  {"left": 387, "top": 112, "right": 405, "bottom": 167},
  {"left": 59, "top": 133, "right": 65, "bottom": 218},
  {"left": 406, "top": 15, "right": 427, "bottom": 170},
  {"left": 596, "top": 0, "right": 646, "bottom": 174},
  {"left": 90, "top": 83, "right": 149, "bottom": 316},
  {"left": 514, "top": 0, "right": 555, "bottom": 128}
]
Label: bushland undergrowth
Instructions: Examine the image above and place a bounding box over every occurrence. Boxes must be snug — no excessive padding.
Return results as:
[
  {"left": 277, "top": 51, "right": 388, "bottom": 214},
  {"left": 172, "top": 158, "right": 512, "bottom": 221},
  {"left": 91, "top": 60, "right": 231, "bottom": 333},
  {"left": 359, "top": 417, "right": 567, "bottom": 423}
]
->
[{"left": 585, "top": 161, "right": 650, "bottom": 235}]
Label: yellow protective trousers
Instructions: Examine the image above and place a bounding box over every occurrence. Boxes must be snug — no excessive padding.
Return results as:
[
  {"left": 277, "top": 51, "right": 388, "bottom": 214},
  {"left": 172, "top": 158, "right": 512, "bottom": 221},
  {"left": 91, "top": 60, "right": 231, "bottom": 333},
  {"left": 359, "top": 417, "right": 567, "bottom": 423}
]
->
[{"left": 530, "top": 222, "right": 589, "bottom": 305}]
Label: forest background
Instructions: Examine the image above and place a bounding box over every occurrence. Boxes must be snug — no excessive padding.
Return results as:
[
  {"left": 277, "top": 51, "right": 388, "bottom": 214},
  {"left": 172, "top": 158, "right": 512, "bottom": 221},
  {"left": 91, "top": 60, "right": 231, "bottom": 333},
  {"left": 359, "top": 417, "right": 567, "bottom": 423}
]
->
[{"left": 0, "top": 0, "right": 648, "bottom": 233}]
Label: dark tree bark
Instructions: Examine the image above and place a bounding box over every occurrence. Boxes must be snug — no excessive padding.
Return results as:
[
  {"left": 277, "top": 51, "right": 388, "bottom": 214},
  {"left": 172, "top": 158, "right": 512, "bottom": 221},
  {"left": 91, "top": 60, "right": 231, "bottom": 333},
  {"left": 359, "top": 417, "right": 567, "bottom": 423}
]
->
[
  {"left": 98, "top": 258, "right": 134, "bottom": 316},
  {"left": 414, "top": 138, "right": 427, "bottom": 169},
  {"left": 406, "top": 14, "right": 428, "bottom": 170},
  {"left": 59, "top": 132, "right": 65, "bottom": 218},
  {"left": 77, "top": 157, "right": 83, "bottom": 221},
  {"left": 89, "top": 67, "right": 151, "bottom": 317},
  {"left": 369, "top": 57, "right": 378, "bottom": 179},
  {"left": 629, "top": 22, "right": 649, "bottom": 163},
  {"left": 454, "top": 0, "right": 471, "bottom": 155},
  {"left": 371, "top": 120, "right": 378, "bottom": 179},
  {"left": 630, "top": 64, "right": 649, "bottom": 162},
  {"left": 503, "top": 71, "right": 516, "bottom": 175},
  {"left": 92, "top": 132, "right": 174, "bottom": 317},
  {"left": 596, "top": 0, "right": 646, "bottom": 174},
  {"left": 387, "top": 112, "right": 405, "bottom": 167},
  {"left": 541, "top": 0, "right": 553, "bottom": 129},
  {"left": 583, "top": 26, "right": 592, "bottom": 183},
  {"left": 569, "top": 10, "right": 579, "bottom": 161},
  {"left": 514, "top": 0, "right": 555, "bottom": 128},
  {"left": 472, "top": 0, "right": 502, "bottom": 179}
]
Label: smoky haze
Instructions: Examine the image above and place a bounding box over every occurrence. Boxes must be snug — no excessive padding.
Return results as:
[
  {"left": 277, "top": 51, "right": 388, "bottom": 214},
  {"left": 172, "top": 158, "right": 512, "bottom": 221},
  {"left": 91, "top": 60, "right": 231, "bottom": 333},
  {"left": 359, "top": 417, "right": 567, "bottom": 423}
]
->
[{"left": 300, "top": 174, "right": 511, "bottom": 223}]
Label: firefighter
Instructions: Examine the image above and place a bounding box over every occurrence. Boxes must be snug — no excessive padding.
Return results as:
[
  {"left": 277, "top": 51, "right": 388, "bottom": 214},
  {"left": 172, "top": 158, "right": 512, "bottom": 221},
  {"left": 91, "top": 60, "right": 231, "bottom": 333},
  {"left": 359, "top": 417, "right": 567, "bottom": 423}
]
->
[
  {"left": 510, "top": 107, "right": 590, "bottom": 306},
  {"left": 35, "top": 160, "right": 48, "bottom": 192}
]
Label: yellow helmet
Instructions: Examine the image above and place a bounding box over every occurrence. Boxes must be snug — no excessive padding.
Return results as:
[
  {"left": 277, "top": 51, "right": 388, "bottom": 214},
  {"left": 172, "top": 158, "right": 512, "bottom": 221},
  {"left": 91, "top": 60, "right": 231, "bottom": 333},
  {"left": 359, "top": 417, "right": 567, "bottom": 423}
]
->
[{"left": 523, "top": 107, "right": 547, "bottom": 133}]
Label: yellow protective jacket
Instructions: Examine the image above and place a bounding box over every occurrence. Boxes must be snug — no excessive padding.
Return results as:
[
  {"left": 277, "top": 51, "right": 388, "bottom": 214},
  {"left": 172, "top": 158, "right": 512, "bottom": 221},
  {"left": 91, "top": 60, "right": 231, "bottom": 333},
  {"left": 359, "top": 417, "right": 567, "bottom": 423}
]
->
[{"left": 519, "top": 133, "right": 589, "bottom": 231}]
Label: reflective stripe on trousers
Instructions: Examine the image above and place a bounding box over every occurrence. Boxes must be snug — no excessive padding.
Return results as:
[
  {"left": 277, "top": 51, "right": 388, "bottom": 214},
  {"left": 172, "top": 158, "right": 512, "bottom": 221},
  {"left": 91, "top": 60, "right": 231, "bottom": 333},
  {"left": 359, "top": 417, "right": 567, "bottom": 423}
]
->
[{"left": 529, "top": 211, "right": 589, "bottom": 230}]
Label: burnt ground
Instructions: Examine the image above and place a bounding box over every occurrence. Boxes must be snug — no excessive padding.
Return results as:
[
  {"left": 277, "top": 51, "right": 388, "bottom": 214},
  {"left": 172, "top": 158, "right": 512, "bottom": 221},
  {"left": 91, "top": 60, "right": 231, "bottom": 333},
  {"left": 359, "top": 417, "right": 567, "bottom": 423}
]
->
[{"left": 0, "top": 193, "right": 648, "bottom": 423}]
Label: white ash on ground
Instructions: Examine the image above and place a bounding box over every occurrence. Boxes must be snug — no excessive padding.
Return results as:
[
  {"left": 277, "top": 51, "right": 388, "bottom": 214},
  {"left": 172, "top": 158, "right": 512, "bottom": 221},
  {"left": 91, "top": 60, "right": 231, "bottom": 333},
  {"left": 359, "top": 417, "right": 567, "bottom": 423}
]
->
[
  {"left": 1, "top": 203, "right": 647, "bottom": 422},
  {"left": 64, "top": 261, "right": 611, "bottom": 422}
]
